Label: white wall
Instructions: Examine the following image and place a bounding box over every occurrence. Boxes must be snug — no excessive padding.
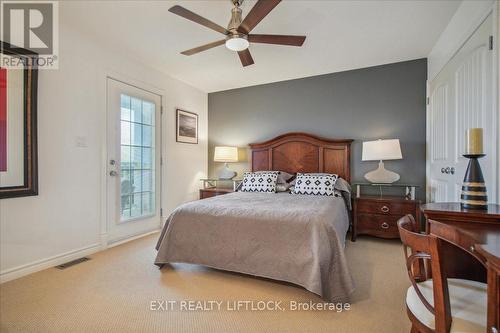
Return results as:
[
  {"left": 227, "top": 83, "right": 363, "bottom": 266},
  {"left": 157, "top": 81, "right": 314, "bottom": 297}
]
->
[{"left": 0, "top": 20, "right": 208, "bottom": 281}]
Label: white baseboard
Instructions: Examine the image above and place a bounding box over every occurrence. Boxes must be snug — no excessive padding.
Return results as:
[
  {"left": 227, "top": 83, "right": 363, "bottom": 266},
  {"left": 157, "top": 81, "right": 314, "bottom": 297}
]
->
[
  {"left": 0, "top": 243, "right": 101, "bottom": 283},
  {"left": 0, "top": 229, "right": 160, "bottom": 284},
  {"left": 107, "top": 229, "right": 160, "bottom": 248}
]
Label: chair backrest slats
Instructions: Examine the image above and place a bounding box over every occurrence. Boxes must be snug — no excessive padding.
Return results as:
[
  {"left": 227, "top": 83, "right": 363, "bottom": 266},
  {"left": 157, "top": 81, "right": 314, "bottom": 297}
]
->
[{"left": 398, "top": 215, "right": 452, "bottom": 333}]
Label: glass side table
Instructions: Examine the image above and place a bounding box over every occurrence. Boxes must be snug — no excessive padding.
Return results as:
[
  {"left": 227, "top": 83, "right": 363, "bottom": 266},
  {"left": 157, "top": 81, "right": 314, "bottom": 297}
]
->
[
  {"left": 353, "top": 183, "right": 419, "bottom": 200},
  {"left": 200, "top": 178, "right": 243, "bottom": 191}
]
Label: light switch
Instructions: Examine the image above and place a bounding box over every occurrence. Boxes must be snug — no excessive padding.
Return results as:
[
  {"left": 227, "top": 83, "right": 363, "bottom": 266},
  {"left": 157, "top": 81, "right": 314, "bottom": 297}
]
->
[{"left": 75, "top": 136, "right": 88, "bottom": 148}]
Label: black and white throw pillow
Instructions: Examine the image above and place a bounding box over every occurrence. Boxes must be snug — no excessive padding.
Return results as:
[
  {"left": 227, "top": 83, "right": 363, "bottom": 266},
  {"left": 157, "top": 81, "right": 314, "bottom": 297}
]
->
[
  {"left": 240, "top": 172, "right": 279, "bottom": 193},
  {"left": 253, "top": 170, "right": 294, "bottom": 184},
  {"left": 292, "top": 173, "right": 338, "bottom": 196}
]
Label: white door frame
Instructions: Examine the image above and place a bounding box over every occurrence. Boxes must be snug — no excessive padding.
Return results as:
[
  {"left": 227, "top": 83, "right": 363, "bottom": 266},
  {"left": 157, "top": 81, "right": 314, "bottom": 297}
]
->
[
  {"left": 426, "top": 1, "right": 499, "bottom": 204},
  {"left": 100, "top": 71, "right": 165, "bottom": 249}
]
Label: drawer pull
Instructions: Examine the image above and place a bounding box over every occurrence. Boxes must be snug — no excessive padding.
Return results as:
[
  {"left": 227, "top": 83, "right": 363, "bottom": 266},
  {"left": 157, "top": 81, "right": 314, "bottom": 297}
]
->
[
  {"left": 380, "top": 205, "right": 390, "bottom": 213},
  {"left": 381, "top": 222, "right": 389, "bottom": 229}
]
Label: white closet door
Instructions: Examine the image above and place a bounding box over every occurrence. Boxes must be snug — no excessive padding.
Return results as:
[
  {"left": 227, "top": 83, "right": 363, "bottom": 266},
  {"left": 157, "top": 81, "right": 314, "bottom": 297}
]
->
[{"left": 428, "top": 13, "right": 496, "bottom": 203}]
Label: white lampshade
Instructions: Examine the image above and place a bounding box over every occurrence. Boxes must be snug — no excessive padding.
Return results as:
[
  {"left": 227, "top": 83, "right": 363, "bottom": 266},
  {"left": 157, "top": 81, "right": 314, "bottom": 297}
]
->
[
  {"left": 214, "top": 146, "right": 239, "bottom": 163},
  {"left": 362, "top": 139, "right": 402, "bottom": 161}
]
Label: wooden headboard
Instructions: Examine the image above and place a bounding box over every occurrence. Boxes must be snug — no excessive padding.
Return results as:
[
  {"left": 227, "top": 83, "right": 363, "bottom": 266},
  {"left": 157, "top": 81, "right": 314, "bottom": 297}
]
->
[{"left": 249, "top": 133, "right": 353, "bottom": 182}]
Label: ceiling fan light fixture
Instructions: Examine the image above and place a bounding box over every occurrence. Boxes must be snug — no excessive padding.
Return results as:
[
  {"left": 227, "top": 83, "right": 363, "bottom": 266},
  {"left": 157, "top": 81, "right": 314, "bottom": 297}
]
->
[{"left": 225, "top": 35, "right": 249, "bottom": 52}]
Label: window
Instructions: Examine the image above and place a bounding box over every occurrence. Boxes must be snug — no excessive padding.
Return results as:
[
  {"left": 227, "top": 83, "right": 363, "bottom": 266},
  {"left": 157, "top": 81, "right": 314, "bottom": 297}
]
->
[{"left": 119, "top": 94, "right": 155, "bottom": 221}]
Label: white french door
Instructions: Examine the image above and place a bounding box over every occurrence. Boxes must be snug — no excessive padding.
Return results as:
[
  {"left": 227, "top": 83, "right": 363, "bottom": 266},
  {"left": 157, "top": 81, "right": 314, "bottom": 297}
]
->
[
  {"left": 428, "top": 13, "right": 496, "bottom": 203},
  {"left": 106, "top": 78, "right": 162, "bottom": 243}
]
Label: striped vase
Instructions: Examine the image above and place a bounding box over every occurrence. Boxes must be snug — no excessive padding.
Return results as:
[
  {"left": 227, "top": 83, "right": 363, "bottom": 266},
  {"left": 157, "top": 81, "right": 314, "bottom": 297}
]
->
[{"left": 461, "top": 155, "right": 488, "bottom": 210}]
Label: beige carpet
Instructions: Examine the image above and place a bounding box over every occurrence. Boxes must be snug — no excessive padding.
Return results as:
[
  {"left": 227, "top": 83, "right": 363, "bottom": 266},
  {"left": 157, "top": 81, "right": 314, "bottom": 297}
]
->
[{"left": 0, "top": 234, "right": 411, "bottom": 333}]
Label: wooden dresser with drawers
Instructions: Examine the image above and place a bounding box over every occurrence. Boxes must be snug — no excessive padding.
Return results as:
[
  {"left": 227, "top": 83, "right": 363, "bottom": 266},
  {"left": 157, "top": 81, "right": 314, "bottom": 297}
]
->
[{"left": 351, "top": 196, "right": 419, "bottom": 241}]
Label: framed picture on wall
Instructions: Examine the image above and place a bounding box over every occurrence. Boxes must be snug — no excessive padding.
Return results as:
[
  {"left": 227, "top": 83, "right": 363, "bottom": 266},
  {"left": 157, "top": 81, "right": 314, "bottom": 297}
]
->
[
  {"left": 176, "top": 109, "right": 198, "bottom": 144},
  {"left": 0, "top": 42, "right": 39, "bottom": 199}
]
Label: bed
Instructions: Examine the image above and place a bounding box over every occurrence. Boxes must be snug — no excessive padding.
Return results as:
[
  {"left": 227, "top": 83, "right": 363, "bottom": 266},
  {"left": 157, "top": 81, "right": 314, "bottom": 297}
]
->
[{"left": 155, "top": 133, "right": 355, "bottom": 302}]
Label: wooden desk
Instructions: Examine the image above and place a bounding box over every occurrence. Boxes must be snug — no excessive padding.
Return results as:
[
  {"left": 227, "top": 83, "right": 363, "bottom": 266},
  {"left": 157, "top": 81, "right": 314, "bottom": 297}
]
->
[
  {"left": 476, "top": 240, "right": 500, "bottom": 332},
  {"left": 421, "top": 203, "right": 500, "bottom": 333},
  {"left": 422, "top": 203, "right": 500, "bottom": 282}
]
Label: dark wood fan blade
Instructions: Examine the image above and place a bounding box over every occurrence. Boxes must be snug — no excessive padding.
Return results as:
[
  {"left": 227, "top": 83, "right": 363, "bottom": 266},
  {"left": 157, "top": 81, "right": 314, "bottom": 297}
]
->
[
  {"left": 181, "top": 40, "right": 226, "bottom": 56},
  {"left": 169, "top": 5, "right": 229, "bottom": 35},
  {"left": 237, "top": 0, "right": 281, "bottom": 34},
  {"left": 237, "top": 49, "right": 254, "bottom": 67},
  {"left": 248, "top": 34, "right": 306, "bottom": 46}
]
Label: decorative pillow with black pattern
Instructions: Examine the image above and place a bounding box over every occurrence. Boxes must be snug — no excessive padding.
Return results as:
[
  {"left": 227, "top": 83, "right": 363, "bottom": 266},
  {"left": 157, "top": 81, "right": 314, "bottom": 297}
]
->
[
  {"left": 252, "top": 170, "right": 294, "bottom": 184},
  {"left": 292, "top": 173, "right": 338, "bottom": 196},
  {"left": 240, "top": 171, "right": 279, "bottom": 193}
]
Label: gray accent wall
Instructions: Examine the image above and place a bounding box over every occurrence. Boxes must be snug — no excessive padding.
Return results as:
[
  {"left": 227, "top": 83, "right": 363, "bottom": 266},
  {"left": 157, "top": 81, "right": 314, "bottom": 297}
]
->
[{"left": 208, "top": 59, "right": 427, "bottom": 199}]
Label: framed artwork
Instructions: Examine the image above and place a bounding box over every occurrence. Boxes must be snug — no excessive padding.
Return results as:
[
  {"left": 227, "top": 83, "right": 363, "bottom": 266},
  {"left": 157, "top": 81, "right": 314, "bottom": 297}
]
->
[
  {"left": 176, "top": 109, "right": 198, "bottom": 144},
  {"left": 0, "top": 42, "right": 38, "bottom": 199}
]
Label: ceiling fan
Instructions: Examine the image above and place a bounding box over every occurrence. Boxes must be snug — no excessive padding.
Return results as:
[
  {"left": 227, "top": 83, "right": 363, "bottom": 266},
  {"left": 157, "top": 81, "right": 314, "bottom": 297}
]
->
[{"left": 169, "top": 0, "right": 306, "bottom": 67}]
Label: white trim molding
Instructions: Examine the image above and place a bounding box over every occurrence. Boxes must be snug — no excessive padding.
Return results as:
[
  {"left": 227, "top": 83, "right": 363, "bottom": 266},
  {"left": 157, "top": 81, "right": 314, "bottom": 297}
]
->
[
  {"left": 0, "top": 243, "right": 101, "bottom": 283},
  {"left": 0, "top": 229, "right": 160, "bottom": 283},
  {"left": 107, "top": 229, "right": 160, "bottom": 248}
]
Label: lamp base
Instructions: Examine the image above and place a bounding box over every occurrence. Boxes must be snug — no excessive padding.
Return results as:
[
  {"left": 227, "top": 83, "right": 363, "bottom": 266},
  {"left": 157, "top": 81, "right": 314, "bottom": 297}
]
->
[
  {"left": 364, "top": 161, "right": 400, "bottom": 184},
  {"left": 218, "top": 163, "right": 236, "bottom": 180},
  {"left": 461, "top": 155, "right": 487, "bottom": 210}
]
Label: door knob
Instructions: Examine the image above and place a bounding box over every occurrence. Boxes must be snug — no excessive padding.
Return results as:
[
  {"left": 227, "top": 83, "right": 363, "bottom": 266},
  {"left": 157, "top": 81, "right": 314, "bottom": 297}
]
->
[
  {"left": 444, "top": 167, "right": 450, "bottom": 174},
  {"left": 450, "top": 167, "right": 455, "bottom": 175},
  {"left": 441, "top": 168, "right": 445, "bottom": 174},
  {"left": 109, "top": 170, "right": 118, "bottom": 177}
]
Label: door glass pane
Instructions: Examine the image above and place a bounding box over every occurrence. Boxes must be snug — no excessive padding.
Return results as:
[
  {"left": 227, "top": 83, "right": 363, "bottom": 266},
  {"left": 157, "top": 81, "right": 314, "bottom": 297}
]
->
[
  {"left": 142, "top": 101, "right": 154, "bottom": 125},
  {"left": 142, "top": 125, "right": 152, "bottom": 147},
  {"left": 121, "top": 95, "right": 131, "bottom": 121},
  {"left": 121, "top": 202, "right": 131, "bottom": 219},
  {"left": 131, "top": 193, "right": 142, "bottom": 218},
  {"left": 131, "top": 123, "right": 142, "bottom": 146},
  {"left": 121, "top": 146, "right": 131, "bottom": 170},
  {"left": 131, "top": 147, "right": 142, "bottom": 169},
  {"left": 121, "top": 121, "right": 130, "bottom": 145},
  {"left": 142, "top": 170, "right": 152, "bottom": 192},
  {"left": 131, "top": 98, "right": 142, "bottom": 123},
  {"left": 120, "top": 170, "right": 132, "bottom": 195},
  {"left": 142, "top": 148, "right": 152, "bottom": 169},
  {"left": 142, "top": 192, "right": 153, "bottom": 215},
  {"left": 132, "top": 170, "right": 142, "bottom": 193},
  {"left": 120, "top": 93, "right": 156, "bottom": 221}
]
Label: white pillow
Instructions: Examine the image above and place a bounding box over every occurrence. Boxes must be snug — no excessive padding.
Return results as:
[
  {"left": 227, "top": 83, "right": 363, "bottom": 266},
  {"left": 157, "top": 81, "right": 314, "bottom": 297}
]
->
[
  {"left": 292, "top": 173, "right": 338, "bottom": 196},
  {"left": 240, "top": 172, "right": 279, "bottom": 193}
]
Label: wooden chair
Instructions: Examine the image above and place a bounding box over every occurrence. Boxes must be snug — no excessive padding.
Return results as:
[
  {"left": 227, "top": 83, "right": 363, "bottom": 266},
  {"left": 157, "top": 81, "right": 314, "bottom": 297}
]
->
[{"left": 397, "top": 215, "right": 487, "bottom": 333}]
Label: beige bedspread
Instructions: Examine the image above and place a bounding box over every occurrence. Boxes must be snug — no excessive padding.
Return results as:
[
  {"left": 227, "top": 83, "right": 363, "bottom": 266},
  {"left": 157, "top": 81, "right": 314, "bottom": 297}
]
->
[{"left": 155, "top": 192, "right": 354, "bottom": 302}]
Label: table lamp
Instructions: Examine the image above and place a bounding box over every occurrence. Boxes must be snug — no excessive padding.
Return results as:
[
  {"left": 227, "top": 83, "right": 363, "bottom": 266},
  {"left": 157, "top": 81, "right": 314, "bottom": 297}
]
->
[
  {"left": 214, "top": 146, "right": 238, "bottom": 180},
  {"left": 362, "top": 139, "right": 402, "bottom": 183}
]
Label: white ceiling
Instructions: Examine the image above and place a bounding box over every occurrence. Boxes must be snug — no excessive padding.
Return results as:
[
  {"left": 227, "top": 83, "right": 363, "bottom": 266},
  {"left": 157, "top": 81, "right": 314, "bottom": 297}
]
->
[{"left": 61, "top": 0, "right": 460, "bottom": 93}]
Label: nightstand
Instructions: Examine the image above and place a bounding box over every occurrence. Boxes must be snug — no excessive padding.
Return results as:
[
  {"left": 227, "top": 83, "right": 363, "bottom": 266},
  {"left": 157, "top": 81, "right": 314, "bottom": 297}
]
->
[
  {"left": 199, "top": 187, "right": 234, "bottom": 199},
  {"left": 351, "top": 196, "right": 419, "bottom": 241}
]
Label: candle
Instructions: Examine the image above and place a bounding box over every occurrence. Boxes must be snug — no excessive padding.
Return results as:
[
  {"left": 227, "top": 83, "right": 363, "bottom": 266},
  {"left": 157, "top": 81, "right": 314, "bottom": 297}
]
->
[{"left": 465, "top": 128, "right": 483, "bottom": 155}]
